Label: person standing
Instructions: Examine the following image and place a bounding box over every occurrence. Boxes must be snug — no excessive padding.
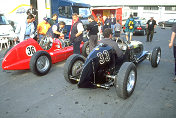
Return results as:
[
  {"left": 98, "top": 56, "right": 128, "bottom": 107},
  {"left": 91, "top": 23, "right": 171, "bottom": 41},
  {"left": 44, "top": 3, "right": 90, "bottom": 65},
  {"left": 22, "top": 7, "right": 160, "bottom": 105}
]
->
[
  {"left": 37, "top": 17, "right": 51, "bottom": 42},
  {"left": 125, "top": 14, "right": 136, "bottom": 42},
  {"left": 146, "top": 17, "right": 156, "bottom": 42},
  {"left": 104, "top": 16, "right": 111, "bottom": 31},
  {"left": 14, "top": 14, "right": 35, "bottom": 42},
  {"left": 48, "top": 14, "right": 58, "bottom": 26},
  {"left": 95, "top": 14, "right": 103, "bottom": 40},
  {"left": 169, "top": 24, "right": 176, "bottom": 82},
  {"left": 26, "top": 5, "right": 37, "bottom": 16},
  {"left": 114, "top": 20, "right": 122, "bottom": 38},
  {"left": 87, "top": 15, "right": 99, "bottom": 52},
  {"left": 69, "top": 13, "right": 84, "bottom": 54},
  {"left": 110, "top": 14, "right": 116, "bottom": 36}
]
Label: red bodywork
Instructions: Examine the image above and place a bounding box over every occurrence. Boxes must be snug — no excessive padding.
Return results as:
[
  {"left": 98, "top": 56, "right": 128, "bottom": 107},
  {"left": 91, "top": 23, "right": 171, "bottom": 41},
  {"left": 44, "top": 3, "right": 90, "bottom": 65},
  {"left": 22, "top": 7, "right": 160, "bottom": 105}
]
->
[{"left": 2, "top": 38, "right": 83, "bottom": 70}]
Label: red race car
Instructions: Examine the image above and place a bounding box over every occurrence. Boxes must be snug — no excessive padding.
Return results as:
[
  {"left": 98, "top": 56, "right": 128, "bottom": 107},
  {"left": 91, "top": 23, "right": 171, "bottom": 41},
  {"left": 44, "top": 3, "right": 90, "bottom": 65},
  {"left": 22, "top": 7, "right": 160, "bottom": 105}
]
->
[{"left": 2, "top": 37, "right": 88, "bottom": 76}]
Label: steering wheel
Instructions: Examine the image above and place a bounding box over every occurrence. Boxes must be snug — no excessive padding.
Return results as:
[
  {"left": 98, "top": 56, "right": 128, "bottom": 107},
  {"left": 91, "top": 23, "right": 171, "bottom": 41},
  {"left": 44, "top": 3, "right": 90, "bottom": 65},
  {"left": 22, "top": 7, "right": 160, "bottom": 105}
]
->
[
  {"left": 39, "top": 36, "right": 53, "bottom": 50},
  {"left": 116, "top": 37, "right": 127, "bottom": 51}
]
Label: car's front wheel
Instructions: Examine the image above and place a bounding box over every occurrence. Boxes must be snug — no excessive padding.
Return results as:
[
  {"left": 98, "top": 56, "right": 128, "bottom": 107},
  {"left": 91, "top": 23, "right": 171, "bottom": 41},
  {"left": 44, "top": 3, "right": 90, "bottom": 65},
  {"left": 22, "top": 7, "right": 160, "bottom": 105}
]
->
[
  {"left": 115, "top": 62, "right": 137, "bottom": 99},
  {"left": 30, "top": 51, "right": 52, "bottom": 76},
  {"left": 3, "top": 46, "right": 13, "bottom": 57},
  {"left": 64, "top": 54, "right": 86, "bottom": 84},
  {"left": 151, "top": 47, "right": 161, "bottom": 67}
]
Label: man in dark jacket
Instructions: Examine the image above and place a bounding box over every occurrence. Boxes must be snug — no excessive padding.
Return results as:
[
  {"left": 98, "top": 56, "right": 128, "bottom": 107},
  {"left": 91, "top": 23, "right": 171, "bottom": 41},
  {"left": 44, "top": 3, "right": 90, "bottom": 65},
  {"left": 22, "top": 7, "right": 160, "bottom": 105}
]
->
[
  {"left": 69, "top": 13, "right": 84, "bottom": 54},
  {"left": 146, "top": 17, "right": 156, "bottom": 42},
  {"left": 52, "top": 21, "right": 65, "bottom": 38},
  {"left": 87, "top": 15, "right": 99, "bottom": 52},
  {"left": 103, "top": 16, "right": 111, "bottom": 31}
]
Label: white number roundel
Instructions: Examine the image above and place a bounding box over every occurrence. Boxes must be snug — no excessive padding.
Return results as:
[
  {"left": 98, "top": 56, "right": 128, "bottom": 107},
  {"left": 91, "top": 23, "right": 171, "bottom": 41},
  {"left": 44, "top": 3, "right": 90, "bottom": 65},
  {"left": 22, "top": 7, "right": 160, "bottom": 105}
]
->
[
  {"left": 26, "top": 45, "right": 36, "bottom": 56},
  {"left": 97, "top": 50, "right": 110, "bottom": 65}
]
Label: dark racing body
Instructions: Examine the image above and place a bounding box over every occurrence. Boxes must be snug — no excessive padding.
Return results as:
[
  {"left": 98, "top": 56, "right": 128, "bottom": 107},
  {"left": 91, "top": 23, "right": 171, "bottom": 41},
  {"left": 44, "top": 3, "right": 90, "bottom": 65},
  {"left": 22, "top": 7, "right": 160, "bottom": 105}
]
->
[
  {"left": 64, "top": 38, "right": 161, "bottom": 99},
  {"left": 78, "top": 40, "right": 149, "bottom": 88},
  {"left": 78, "top": 44, "right": 116, "bottom": 88}
]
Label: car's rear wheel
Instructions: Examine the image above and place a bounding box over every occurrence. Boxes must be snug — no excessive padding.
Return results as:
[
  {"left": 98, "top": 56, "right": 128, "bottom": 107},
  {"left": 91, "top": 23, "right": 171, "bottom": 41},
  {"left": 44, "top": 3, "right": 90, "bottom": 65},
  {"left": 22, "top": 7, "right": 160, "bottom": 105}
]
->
[
  {"left": 151, "top": 47, "right": 161, "bottom": 67},
  {"left": 115, "top": 62, "right": 137, "bottom": 99},
  {"left": 82, "top": 41, "right": 90, "bottom": 57},
  {"left": 30, "top": 51, "right": 52, "bottom": 76},
  {"left": 64, "top": 54, "right": 86, "bottom": 84},
  {"left": 3, "top": 46, "right": 13, "bottom": 57}
]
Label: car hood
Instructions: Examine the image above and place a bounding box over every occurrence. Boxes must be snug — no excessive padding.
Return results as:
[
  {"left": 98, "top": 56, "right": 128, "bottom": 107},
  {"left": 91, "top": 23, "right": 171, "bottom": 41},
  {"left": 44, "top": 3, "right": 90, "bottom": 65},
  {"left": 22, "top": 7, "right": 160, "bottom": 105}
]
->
[
  {"left": 2, "top": 39, "right": 43, "bottom": 70},
  {"left": 0, "top": 25, "right": 14, "bottom": 36}
]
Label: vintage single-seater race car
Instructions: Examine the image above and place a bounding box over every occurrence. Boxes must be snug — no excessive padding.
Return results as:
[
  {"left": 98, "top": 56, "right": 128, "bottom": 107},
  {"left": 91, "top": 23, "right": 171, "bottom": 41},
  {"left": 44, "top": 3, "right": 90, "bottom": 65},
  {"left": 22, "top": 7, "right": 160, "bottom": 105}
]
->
[
  {"left": 64, "top": 38, "right": 161, "bottom": 99},
  {"left": 2, "top": 37, "right": 86, "bottom": 76}
]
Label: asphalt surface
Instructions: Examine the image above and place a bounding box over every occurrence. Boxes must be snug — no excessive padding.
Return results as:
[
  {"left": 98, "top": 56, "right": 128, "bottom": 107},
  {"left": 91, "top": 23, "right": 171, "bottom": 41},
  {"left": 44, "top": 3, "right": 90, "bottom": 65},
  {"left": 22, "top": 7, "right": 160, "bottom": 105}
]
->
[{"left": 0, "top": 27, "right": 176, "bottom": 118}]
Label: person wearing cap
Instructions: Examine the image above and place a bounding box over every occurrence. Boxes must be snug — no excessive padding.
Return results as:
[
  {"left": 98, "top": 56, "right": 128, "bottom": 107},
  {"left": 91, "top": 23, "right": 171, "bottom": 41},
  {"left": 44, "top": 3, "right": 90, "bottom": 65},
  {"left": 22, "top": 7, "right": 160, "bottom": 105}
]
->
[
  {"left": 37, "top": 17, "right": 51, "bottom": 42},
  {"left": 14, "top": 14, "right": 35, "bottom": 42},
  {"left": 146, "top": 17, "right": 156, "bottom": 42}
]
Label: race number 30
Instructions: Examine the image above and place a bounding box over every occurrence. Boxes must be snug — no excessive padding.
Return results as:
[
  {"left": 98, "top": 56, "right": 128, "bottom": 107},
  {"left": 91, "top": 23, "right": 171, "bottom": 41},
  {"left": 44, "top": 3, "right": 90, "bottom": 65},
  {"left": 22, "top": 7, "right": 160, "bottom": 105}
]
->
[{"left": 26, "top": 45, "right": 36, "bottom": 56}]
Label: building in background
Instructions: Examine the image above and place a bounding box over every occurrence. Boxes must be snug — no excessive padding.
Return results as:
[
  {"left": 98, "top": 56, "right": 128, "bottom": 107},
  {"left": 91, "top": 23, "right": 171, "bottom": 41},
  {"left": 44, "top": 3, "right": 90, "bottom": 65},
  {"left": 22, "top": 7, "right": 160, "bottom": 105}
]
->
[
  {"left": 91, "top": 7, "right": 122, "bottom": 24},
  {"left": 89, "top": 0, "right": 176, "bottom": 24}
]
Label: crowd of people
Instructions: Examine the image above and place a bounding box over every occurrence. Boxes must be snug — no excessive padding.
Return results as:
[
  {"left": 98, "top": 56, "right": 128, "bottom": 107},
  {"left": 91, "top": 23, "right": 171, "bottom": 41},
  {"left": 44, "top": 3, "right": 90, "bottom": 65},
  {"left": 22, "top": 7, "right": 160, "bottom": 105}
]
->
[
  {"left": 13, "top": 5, "right": 159, "bottom": 52},
  {"left": 13, "top": 5, "right": 176, "bottom": 82},
  {"left": 14, "top": 5, "right": 125, "bottom": 54}
]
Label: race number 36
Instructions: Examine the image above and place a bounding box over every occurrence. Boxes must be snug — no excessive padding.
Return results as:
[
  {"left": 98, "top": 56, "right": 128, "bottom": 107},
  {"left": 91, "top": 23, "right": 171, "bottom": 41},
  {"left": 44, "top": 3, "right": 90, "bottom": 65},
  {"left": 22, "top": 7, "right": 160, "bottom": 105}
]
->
[{"left": 26, "top": 45, "right": 36, "bottom": 56}]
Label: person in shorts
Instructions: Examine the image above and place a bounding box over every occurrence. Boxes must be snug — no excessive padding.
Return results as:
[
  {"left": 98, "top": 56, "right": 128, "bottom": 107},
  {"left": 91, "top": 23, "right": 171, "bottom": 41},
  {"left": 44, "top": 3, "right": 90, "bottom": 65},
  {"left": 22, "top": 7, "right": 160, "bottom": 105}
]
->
[
  {"left": 125, "top": 14, "right": 136, "bottom": 43},
  {"left": 114, "top": 20, "right": 122, "bottom": 38}
]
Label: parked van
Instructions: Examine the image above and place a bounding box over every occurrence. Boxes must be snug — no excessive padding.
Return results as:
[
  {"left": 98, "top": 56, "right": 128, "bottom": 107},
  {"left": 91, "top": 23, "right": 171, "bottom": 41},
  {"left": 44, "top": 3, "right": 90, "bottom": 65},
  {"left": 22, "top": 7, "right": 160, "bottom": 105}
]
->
[{"left": 0, "top": 13, "right": 14, "bottom": 36}]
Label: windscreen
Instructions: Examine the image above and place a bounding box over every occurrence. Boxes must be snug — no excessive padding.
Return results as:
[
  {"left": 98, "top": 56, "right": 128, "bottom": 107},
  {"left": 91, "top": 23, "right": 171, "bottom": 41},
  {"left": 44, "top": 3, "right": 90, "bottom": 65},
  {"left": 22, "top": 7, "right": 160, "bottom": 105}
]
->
[
  {"left": 72, "top": 7, "right": 91, "bottom": 19},
  {"left": 0, "top": 15, "right": 9, "bottom": 25}
]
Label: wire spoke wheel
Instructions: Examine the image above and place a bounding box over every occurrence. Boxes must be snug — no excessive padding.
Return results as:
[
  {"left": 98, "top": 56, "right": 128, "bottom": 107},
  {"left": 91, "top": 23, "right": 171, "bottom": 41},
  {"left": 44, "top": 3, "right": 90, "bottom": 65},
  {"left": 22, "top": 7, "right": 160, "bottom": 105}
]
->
[
  {"left": 36, "top": 56, "right": 50, "bottom": 73},
  {"left": 127, "top": 70, "right": 136, "bottom": 93},
  {"left": 72, "top": 60, "right": 84, "bottom": 76}
]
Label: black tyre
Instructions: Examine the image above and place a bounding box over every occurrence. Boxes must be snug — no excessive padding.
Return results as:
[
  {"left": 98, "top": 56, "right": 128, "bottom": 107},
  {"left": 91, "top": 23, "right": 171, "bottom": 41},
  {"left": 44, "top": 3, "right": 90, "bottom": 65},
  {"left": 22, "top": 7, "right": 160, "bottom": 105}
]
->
[
  {"left": 3, "top": 46, "right": 13, "bottom": 57},
  {"left": 30, "top": 51, "right": 52, "bottom": 76},
  {"left": 64, "top": 54, "right": 86, "bottom": 84},
  {"left": 151, "top": 47, "right": 161, "bottom": 67},
  {"left": 115, "top": 62, "right": 137, "bottom": 99},
  {"left": 82, "top": 41, "right": 90, "bottom": 57}
]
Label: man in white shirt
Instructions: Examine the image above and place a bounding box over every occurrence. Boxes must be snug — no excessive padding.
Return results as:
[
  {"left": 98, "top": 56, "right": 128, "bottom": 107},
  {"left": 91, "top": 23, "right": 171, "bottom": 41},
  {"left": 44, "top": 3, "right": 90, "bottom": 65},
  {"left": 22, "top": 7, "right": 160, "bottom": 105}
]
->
[
  {"left": 69, "top": 13, "right": 84, "bottom": 54},
  {"left": 52, "top": 21, "right": 65, "bottom": 39}
]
